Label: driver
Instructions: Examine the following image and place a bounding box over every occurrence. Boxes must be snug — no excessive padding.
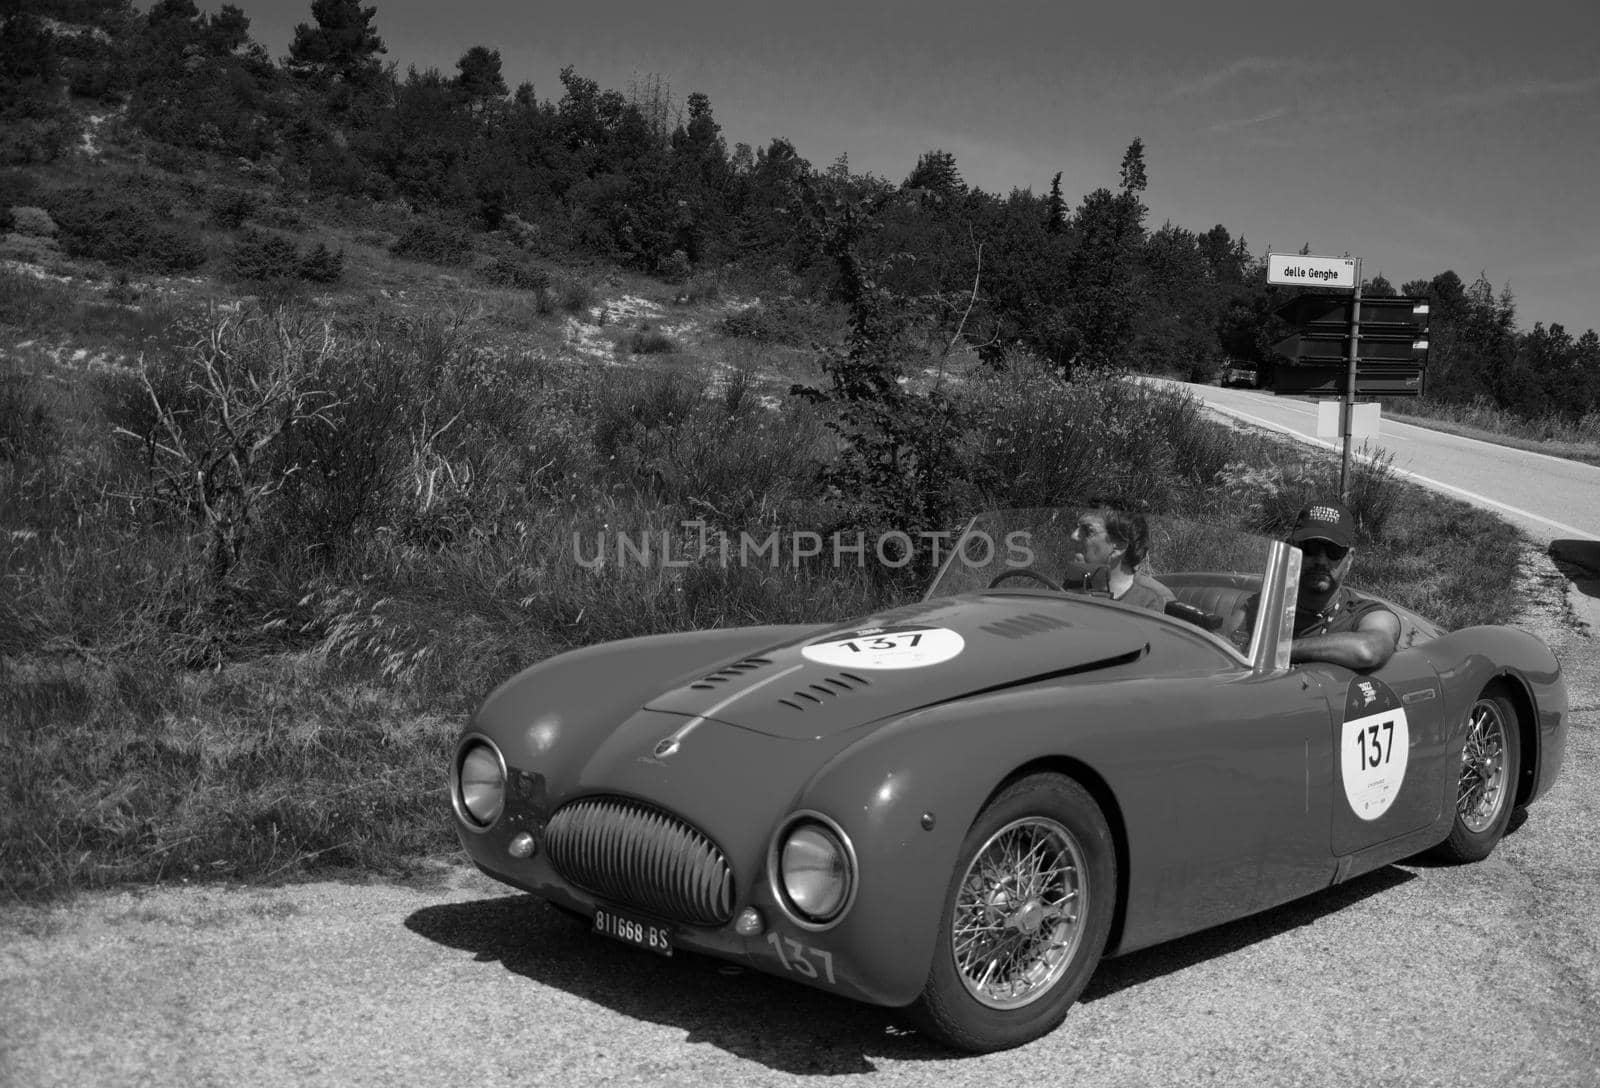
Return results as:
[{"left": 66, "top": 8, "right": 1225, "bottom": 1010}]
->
[
  {"left": 1070, "top": 508, "right": 1175, "bottom": 613},
  {"left": 1231, "top": 500, "right": 1400, "bottom": 670}
]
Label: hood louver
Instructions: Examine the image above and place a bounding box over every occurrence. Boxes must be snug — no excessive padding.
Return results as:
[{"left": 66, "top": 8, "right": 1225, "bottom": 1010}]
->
[
  {"left": 688, "top": 656, "right": 773, "bottom": 691},
  {"left": 778, "top": 670, "right": 870, "bottom": 712},
  {"left": 981, "top": 612, "right": 1074, "bottom": 639}
]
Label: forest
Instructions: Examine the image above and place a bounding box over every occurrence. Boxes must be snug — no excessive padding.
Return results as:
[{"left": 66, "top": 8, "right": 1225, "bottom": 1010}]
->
[{"left": 3, "top": 0, "right": 1597, "bottom": 420}]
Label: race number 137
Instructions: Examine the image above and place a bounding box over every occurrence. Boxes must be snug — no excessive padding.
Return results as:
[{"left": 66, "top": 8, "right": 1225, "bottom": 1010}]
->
[
  {"left": 1355, "top": 720, "right": 1395, "bottom": 768},
  {"left": 834, "top": 632, "right": 921, "bottom": 654}
]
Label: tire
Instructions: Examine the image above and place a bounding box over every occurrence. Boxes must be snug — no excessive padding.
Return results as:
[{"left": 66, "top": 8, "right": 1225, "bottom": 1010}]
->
[
  {"left": 914, "top": 774, "right": 1116, "bottom": 1053},
  {"left": 1431, "top": 685, "right": 1521, "bottom": 862}
]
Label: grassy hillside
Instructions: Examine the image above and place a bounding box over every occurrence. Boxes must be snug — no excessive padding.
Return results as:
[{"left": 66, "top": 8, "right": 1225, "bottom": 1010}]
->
[{"left": 0, "top": 130, "right": 1528, "bottom": 902}]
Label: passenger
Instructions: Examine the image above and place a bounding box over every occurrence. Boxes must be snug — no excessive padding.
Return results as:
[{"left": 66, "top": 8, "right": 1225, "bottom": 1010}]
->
[
  {"left": 1232, "top": 500, "right": 1400, "bottom": 670},
  {"left": 1069, "top": 508, "right": 1176, "bottom": 612}
]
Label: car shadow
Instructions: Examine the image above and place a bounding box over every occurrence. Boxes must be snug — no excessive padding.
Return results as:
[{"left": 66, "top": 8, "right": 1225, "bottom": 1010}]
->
[
  {"left": 1549, "top": 539, "right": 1600, "bottom": 599},
  {"left": 403, "top": 893, "right": 937, "bottom": 1074},
  {"left": 1082, "top": 864, "right": 1411, "bottom": 999},
  {"left": 403, "top": 864, "right": 1413, "bottom": 1071}
]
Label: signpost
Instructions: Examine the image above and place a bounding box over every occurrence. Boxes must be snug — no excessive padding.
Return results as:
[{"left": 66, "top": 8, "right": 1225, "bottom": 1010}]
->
[{"left": 1264, "top": 253, "right": 1422, "bottom": 501}]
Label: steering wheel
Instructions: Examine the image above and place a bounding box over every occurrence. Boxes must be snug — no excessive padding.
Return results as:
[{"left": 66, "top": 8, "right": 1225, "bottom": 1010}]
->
[{"left": 987, "top": 568, "right": 1065, "bottom": 591}]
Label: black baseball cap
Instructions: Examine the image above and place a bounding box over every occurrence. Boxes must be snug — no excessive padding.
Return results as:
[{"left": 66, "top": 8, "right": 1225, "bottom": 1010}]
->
[{"left": 1288, "top": 501, "right": 1354, "bottom": 549}]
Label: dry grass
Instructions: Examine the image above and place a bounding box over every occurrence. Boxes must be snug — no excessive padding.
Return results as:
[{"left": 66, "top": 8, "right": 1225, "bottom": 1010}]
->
[{"left": 1385, "top": 396, "right": 1600, "bottom": 466}]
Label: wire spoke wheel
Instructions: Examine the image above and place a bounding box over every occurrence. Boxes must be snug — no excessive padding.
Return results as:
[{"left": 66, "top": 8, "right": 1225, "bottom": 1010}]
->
[
  {"left": 950, "top": 816, "right": 1088, "bottom": 1011},
  {"left": 1457, "top": 696, "right": 1509, "bottom": 833},
  {"left": 1431, "top": 684, "right": 1521, "bottom": 864}
]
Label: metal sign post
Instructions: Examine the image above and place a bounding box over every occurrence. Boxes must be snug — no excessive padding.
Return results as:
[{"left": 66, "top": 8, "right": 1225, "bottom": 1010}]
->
[{"left": 1341, "top": 257, "right": 1362, "bottom": 502}]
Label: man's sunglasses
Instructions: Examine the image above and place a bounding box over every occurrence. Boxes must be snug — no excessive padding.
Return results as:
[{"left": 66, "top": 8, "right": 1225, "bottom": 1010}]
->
[{"left": 1300, "top": 540, "right": 1349, "bottom": 561}]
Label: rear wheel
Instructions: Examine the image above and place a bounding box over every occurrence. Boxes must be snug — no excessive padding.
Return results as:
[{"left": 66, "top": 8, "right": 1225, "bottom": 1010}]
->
[
  {"left": 1432, "top": 685, "right": 1521, "bottom": 862},
  {"left": 915, "top": 774, "right": 1116, "bottom": 1053}
]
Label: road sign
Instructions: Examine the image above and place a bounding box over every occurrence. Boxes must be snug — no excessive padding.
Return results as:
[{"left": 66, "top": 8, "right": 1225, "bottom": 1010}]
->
[
  {"left": 1267, "top": 362, "right": 1424, "bottom": 397},
  {"left": 1271, "top": 331, "right": 1426, "bottom": 363},
  {"left": 1268, "top": 293, "right": 1430, "bottom": 398},
  {"left": 1274, "top": 294, "right": 1429, "bottom": 336},
  {"left": 1267, "top": 253, "right": 1357, "bottom": 289}
]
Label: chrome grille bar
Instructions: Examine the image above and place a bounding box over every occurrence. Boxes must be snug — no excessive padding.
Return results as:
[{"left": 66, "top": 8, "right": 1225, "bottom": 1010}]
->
[{"left": 545, "top": 796, "right": 734, "bottom": 927}]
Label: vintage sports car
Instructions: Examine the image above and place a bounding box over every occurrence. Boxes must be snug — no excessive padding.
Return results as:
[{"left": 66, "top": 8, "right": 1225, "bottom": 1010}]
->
[{"left": 450, "top": 510, "right": 1567, "bottom": 1052}]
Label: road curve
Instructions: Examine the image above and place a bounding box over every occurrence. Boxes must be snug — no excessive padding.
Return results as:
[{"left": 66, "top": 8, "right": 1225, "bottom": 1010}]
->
[
  {"left": 1154, "top": 379, "right": 1600, "bottom": 546},
  {"left": 2, "top": 548, "right": 1596, "bottom": 1088}
]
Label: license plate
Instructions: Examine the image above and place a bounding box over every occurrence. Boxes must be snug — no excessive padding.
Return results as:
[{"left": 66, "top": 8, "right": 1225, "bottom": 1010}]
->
[{"left": 593, "top": 906, "right": 673, "bottom": 957}]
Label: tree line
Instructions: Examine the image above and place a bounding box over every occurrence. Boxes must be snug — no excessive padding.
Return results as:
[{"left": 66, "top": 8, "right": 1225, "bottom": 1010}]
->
[{"left": 3, "top": 0, "right": 1596, "bottom": 418}]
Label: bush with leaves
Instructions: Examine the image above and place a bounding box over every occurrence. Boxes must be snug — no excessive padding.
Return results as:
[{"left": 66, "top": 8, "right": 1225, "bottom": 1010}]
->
[
  {"left": 210, "top": 189, "right": 256, "bottom": 229},
  {"left": 388, "top": 220, "right": 473, "bottom": 266},
  {"left": 480, "top": 255, "right": 550, "bottom": 292},
  {"left": 46, "top": 187, "right": 207, "bottom": 274},
  {"left": 659, "top": 248, "right": 692, "bottom": 283},
  {"left": 230, "top": 230, "right": 302, "bottom": 282},
  {"left": 298, "top": 242, "right": 344, "bottom": 284},
  {"left": 717, "top": 297, "right": 839, "bottom": 345}
]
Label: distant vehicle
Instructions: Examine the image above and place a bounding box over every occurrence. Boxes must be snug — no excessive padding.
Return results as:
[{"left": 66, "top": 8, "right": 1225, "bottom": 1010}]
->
[
  {"left": 1220, "top": 360, "right": 1258, "bottom": 388},
  {"left": 450, "top": 510, "right": 1567, "bottom": 1053}
]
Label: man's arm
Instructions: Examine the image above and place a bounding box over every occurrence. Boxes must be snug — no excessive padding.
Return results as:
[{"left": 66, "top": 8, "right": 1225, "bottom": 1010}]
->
[{"left": 1289, "top": 608, "right": 1400, "bottom": 670}]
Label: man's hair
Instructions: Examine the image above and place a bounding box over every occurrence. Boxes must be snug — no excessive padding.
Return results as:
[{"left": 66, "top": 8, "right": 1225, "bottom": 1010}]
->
[{"left": 1097, "top": 507, "right": 1153, "bottom": 569}]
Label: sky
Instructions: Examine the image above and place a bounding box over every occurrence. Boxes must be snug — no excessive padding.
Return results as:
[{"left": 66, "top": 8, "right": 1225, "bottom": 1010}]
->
[{"left": 234, "top": 0, "right": 1600, "bottom": 335}]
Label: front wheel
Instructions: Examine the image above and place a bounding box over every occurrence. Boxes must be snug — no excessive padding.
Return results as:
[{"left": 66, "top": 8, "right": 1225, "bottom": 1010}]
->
[
  {"left": 914, "top": 774, "right": 1116, "bottom": 1053},
  {"left": 1431, "top": 685, "right": 1521, "bottom": 862}
]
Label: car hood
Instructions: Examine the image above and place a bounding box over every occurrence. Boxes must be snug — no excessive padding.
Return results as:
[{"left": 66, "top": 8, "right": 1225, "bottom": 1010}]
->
[{"left": 642, "top": 593, "right": 1152, "bottom": 740}]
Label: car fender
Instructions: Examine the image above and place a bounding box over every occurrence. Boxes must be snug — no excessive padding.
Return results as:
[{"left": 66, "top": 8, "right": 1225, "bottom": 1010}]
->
[
  {"left": 1417, "top": 626, "right": 1567, "bottom": 805},
  {"left": 773, "top": 681, "right": 1149, "bottom": 1007}
]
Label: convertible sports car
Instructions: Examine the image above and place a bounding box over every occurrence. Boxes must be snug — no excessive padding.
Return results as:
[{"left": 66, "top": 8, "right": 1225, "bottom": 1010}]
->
[{"left": 450, "top": 509, "right": 1567, "bottom": 1053}]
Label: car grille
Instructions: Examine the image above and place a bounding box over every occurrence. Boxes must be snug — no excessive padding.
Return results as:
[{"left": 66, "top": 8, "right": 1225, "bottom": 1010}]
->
[{"left": 544, "top": 796, "right": 734, "bottom": 927}]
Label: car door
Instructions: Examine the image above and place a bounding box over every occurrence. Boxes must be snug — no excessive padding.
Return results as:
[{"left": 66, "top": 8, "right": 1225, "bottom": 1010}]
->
[{"left": 1298, "top": 651, "right": 1448, "bottom": 856}]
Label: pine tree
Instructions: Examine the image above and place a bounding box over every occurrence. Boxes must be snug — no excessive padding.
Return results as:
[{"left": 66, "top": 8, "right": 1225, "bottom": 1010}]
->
[
  {"left": 287, "top": 0, "right": 386, "bottom": 87},
  {"left": 454, "top": 46, "right": 506, "bottom": 110},
  {"left": 1045, "top": 172, "right": 1066, "bottom": 234}
]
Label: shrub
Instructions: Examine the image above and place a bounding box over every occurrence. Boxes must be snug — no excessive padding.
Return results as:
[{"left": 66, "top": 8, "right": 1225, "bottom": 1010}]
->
[
  {"left": 679, "top": 270, "right": 722, "bottom": 305},
  {"left": 716, "top": 298, "right": 838, "bottom": 345},
  {"left": 230, "top": 230, "right": 301, "bottom": 282},
  {"left": 0, "top": 169, "right": 40, "bottom": 211},
  {"left": 9, "top": 206, "right": 56, "bottom": 237},
  {"left": 554, "top": 276, "right": 598, "bottom": 316},
  {"left": 298, "top": 242, "right": 344, "bottom": 284},
  {"left": 659, "top": 248, "right": 692, "bottom": 283},
  {"left": 480, "top": 255, "right": 550, "bottom": 292},
  {"left": 47, "top": 187, "right": 207, "bottom": 274},
  {"left": 621, "top": 329, "right": 678, "bottom": 355},
  {"left": 388, "top": 220, "right": 473, "bottom": 266},
  {"left": 210, "top": 189, "right": 255, "bottom": 229}
]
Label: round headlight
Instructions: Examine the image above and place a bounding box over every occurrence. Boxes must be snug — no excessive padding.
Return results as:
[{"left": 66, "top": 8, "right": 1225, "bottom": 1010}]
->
[
  {"left": 780, "top": 822, "right": 852, "bottom": 922},
  {"left": 457, "top": 741, "right": 505, "bottom": 827}
]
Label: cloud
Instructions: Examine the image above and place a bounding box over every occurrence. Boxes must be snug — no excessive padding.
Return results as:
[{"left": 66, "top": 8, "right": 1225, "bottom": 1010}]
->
[
  {"left": 1439, "top": 75, "right": 1600, "bottom": 110},
  {"left": 1315, "top": 74, "right": 1600, "bottom": 126},
  {"left": 1207, "top": 106, "right": 1291, "bottom": 133},
  {"left": 1174, "top": 57, "right": 1332, "bottom": 97}
]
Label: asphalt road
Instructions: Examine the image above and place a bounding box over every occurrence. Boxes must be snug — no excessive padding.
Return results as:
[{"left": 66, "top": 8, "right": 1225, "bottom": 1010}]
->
[
  {"left": 2, "top": 541, "right": 1596, "bottom": 1088},
  {"left": 1154, "top": 378, "right": 1600, "bottom": 546}
]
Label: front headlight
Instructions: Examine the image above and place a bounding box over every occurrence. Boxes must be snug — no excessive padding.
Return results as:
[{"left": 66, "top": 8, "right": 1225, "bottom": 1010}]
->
[
  {"left": 455, "top": 739, "right": 505, "bottom": 829},
  {"left": 777, "top": 818, "right": 855, "bottom": 926}
]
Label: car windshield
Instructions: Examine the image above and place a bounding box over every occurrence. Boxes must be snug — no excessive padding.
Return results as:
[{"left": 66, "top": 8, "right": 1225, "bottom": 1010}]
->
[{"left": 924, "top": 509, "right": 1301, "bottom": 666}]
